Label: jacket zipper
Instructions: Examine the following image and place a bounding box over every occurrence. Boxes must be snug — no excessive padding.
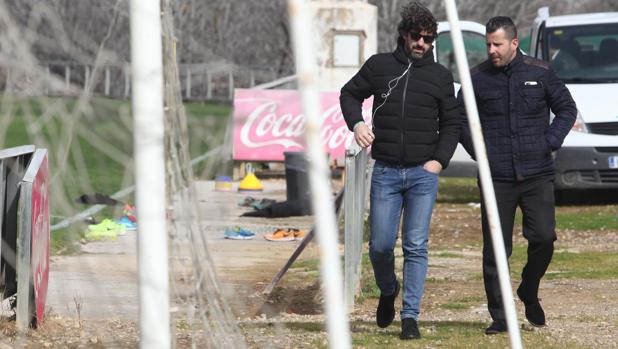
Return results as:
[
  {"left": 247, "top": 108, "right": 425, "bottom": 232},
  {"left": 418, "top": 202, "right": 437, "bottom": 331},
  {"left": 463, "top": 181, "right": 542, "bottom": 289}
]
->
[{"left": 400, "top": 63, "right": 411, "bottom": 165}]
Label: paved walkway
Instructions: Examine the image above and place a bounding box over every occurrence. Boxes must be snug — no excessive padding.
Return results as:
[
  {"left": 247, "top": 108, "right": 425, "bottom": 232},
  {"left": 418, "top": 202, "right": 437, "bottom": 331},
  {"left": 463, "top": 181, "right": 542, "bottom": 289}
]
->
[{"left": 47, "top": 179, "right": 318, "bottom": 321}]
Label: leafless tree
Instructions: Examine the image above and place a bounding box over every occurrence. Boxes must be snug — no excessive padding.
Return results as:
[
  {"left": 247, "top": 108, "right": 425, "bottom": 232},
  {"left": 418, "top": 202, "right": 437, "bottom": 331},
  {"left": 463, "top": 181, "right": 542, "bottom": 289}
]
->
[
  {"left": 1, "top": 0, "right": 617, "bottom": 75},
  {"left": 369, "top": 0, "right": 618, "bottom": 53}
]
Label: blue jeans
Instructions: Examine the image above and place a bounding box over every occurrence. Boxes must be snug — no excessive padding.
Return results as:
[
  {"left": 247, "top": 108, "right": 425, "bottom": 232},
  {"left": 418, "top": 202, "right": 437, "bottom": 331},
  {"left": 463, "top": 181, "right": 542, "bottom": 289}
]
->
[{"left": 369, "top": 161, "right": 439, "bottom": 320}]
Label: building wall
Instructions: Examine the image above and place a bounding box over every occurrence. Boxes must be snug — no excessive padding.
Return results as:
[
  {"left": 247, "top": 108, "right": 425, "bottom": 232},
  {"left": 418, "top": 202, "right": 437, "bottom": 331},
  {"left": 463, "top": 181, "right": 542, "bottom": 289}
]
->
[{"left": 308, "top": 0, "right": 378, "bottom": 92}]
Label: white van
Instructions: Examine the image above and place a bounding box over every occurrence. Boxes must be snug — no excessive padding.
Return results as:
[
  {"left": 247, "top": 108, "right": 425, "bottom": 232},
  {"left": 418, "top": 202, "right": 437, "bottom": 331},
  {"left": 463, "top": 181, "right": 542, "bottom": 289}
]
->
[{"left": 435, "top": 12, "right": 618, "bottom": 190}]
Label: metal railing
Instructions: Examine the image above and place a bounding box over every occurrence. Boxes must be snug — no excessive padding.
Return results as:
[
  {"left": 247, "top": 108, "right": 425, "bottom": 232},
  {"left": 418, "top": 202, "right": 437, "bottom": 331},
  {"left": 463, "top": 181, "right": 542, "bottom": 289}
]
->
[
  {"left": 343, "top": 142, "right": 369, "bottom": 312},
  {"left": 1, "top": 62, "right": 288, "bottom": 101}
]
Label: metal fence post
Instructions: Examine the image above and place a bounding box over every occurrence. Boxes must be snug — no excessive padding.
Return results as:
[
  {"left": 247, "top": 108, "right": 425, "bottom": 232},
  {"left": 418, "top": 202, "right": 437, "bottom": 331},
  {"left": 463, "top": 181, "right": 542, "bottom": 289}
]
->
[
  {"left": 65, "top": 65, "right": 71, "bottom": 88},
  {"left": 124, "top": 63, "right": 130, "bottom": 98},
  {"left": 84, "top": 65, "right": 90, "bottom": 91},
  {"left": 105, "top": 66, "right": 111, "bottom": 96},
  {"left": 206, "top": 70, "right": 212, "bottom": 100},
  {"left": 344, "top": 143, "right": 367, "bottom": 312},
  {"left": 228, "top": 70, "right": 234, "bottom": 100},
  {"left": 45, "top": 65, "right": 50, "bottom": 95},
  {"left": 185, "top": 67, "right": 191, "bottom": 100}
]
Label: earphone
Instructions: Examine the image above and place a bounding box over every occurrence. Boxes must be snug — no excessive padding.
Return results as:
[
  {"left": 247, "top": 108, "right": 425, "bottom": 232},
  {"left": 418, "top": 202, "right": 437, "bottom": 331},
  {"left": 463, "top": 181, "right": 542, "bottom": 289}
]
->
[{"left": 372, "top": 62, "right": 413, "bottom": 119}]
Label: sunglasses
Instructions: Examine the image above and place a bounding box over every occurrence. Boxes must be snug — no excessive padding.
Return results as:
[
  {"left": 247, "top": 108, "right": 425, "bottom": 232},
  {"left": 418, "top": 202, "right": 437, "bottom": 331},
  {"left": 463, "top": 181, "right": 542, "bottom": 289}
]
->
[{"left": 409, "top": 31, "right": 435, "bottom": 43}]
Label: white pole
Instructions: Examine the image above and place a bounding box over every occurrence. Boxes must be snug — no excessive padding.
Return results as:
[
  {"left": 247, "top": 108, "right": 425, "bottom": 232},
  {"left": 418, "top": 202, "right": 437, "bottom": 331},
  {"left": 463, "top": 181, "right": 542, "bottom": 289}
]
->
[
  {"left": 130, "top": 0, "right": 171, "bottom": 348},
  {"left": 443, "top": 1, "right": 522, "bottom": 348},
  {"left": 287, "top": 0, "right": 351, "bottom": 348}
]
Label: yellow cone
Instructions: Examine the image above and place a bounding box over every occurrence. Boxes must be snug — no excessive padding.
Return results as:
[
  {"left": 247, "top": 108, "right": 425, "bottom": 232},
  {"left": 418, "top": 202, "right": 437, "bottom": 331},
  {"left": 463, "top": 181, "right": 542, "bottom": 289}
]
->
[{"left": 238, "top": 172, "right": 263, "bottom": 192}]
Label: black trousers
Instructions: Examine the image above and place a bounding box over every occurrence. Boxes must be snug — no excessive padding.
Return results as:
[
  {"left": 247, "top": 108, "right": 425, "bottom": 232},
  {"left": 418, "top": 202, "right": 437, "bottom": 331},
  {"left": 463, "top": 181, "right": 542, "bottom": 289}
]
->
[{"left": 479, "top": 175, "right": 556, "bottom": 321}]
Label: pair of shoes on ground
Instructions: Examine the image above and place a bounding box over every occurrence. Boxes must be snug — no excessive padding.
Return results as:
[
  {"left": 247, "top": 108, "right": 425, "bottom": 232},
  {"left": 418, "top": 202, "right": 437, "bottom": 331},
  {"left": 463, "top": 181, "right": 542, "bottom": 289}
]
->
[
  {"left": 116, "top": 215, "right": 137, "bottom": 230},
  {"left": 224, "top": 226, "right": 256, "bottom": 240},
  {"left": 485, "top": 288, "right": 546, "bottom": 335},
  {"left": 375, "top": 281, "right": 421, "bottom": 340},
  {"left": 85, "top": 219, "right": 126, "bottom": 241},
  {"left": 264, "top": 228, "right": 305, "bottom": 242}
]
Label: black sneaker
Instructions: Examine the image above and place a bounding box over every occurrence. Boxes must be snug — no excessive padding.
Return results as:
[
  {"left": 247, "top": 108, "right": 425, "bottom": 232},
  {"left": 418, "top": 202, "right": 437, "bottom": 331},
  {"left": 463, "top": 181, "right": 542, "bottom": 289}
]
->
[
  {"left": 485, "top": 320, "right": 507, "bottom": 335},
  {"left": 376, "top": 281, "right": 400, "bottom": 328},
  {"left": 517, "top": 288, "right": 546, "bottom": 327},
  {"left": 400, "top": 318, "right": 421, "bottom": 340}
]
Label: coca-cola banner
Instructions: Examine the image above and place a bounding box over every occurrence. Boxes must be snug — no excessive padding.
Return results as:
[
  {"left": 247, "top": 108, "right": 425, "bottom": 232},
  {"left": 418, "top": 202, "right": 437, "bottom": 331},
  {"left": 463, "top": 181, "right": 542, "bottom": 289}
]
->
[{"left": 233, "top": 89, "right": 373, "bottom": 161}]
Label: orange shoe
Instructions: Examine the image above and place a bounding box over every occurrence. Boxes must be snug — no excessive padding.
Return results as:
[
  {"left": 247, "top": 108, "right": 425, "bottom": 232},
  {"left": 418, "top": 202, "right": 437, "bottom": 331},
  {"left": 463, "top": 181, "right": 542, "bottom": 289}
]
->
[
  {"left": 264, "top": 228, "right": 295, "bottom": 242},
  {"left": 289, "top": 228, "right": 306, "bottom": 240}
]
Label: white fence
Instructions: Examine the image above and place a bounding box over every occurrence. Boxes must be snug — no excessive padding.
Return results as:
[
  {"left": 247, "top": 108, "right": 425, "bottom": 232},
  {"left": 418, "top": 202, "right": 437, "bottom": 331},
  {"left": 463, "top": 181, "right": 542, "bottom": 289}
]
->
[{"left": 1, "top": 62, "right": 285, "bottom": 101}]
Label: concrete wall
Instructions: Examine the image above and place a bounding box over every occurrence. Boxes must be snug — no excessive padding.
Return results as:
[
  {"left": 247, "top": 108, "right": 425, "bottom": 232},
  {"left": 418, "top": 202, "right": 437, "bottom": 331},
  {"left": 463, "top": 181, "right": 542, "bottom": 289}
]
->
[{"left": 308, "top": 0, "right": 377, "bottom": 92}]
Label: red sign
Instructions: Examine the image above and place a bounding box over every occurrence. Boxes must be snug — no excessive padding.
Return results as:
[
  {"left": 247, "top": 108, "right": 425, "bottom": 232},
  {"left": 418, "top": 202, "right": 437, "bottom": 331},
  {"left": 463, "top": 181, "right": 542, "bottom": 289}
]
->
[
  {"left": 30, "top": 154, "right": 49, "bottom": 323},
  {"left": 233, "top": 89, "right": 373, "bottom": 161}
]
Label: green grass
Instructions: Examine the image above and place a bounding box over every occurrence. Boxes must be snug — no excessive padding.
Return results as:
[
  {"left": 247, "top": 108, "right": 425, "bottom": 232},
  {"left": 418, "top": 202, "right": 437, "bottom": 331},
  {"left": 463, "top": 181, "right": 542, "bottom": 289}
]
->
[
  {"left": 555, "top": 209, "right": 618, "bottom": 230},
  {"left": 1, "top": 96, "right": 231, "bottom": 254},
  {"left": 437, "top": 177, "right": 479, "bottom": 203},
  {"left": 510, "top": 244, "right": 618, "bottom": 280},
  {"left": 243, "top": 319, "right": 584, "bottom": 349},
  {"left": 293, "top": 258, "right": 320, "bottom": 271},
  {"left": 346, "top": 320, "right": 582, "bottom": 348},
  {"left": 514, "top": 206, "right": 618, "bottom": 231},
  {"left": 358, "top": 253, "right": 380, "bottom": 301},
  {"left": 433, "top": 251, "right": 463, "bottom": 258}
]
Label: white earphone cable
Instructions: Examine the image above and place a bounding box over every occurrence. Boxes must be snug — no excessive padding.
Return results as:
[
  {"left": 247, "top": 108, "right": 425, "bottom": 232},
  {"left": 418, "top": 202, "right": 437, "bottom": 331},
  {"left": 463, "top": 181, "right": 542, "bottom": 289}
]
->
[{"left": 371, "top": 62, "right": 412, "bottom": 120}]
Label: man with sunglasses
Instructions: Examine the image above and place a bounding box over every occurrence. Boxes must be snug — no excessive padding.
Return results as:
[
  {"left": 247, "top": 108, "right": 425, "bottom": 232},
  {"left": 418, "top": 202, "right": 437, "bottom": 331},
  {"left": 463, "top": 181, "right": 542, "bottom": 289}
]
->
[
  {"left": 458, "top": 17, "right": 576, "bottom": 334},
  {"left": 340, "top": 1, "right": 461, "bottom": 340}
]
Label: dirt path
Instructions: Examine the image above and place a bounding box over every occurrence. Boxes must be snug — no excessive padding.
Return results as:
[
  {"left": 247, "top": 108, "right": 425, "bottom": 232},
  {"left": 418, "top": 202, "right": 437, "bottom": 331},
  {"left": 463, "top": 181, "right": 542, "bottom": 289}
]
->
[
  {"left": 4, "top": 180, "right": 617, "bottom": 348},
  {"left": 24, "top": 179, "right": 319, "bottom": 347}
]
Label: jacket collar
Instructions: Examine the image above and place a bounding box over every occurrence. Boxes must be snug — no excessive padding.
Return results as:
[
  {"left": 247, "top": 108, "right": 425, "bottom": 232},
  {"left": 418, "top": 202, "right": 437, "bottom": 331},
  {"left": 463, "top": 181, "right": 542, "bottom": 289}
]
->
[
  {"left": 393, "top": 36, "right": 435, "bottom": 67},
  {"left": 499, "top": 49, "right": 524, "bottom": 75}
]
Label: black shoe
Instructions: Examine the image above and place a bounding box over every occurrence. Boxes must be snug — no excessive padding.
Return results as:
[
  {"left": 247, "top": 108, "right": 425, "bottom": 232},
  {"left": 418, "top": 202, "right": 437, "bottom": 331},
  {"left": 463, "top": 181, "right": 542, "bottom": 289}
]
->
[
  {"left": 485, "top": 320, "right": 507, "bottom": 335},
  {"left": 523, "top": 302, "right": 546, "bottom": 327},
  {"left": 376, "top": 281, "right": 400, "bottom": 328},
  {"left": 517, "top": 288, "right": 546, "bottom": 327},
  {"left": 400, "top": 318, "right": 421, "bottom": 340}
]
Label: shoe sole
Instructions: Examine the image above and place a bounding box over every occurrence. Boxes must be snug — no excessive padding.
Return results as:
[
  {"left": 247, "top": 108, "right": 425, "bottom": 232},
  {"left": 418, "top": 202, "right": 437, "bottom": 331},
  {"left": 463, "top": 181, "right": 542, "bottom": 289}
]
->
[
  {"left": 485, "top": 330, "right": 507, "bottom": 335},
  {"left": 399, "top": 336, "right": 421, "bottom": 340},
  {"left": 525, "top": 320, "right": 546, "bottom": 328},
  {"left": 225, "top": 235, "right": 255, "bottom": 240}
]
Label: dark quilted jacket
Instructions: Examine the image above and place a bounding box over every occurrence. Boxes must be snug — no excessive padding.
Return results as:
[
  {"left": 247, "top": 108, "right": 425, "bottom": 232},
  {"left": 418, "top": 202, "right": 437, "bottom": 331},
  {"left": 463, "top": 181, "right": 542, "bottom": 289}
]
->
[
  {"left": 340, "top": 38, "right": 462, "bottom": 168},
  {"left": 459, "top": 51, "right": 577, "bottom": 181}
]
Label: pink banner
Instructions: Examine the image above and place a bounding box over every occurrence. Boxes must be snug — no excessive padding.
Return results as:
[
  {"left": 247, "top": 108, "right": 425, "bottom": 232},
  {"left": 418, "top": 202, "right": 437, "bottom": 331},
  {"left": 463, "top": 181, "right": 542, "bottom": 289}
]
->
[
  {"left": 233, "top": 89, "right": 373, "bottom": 162},
  {"left": 31, "top": 154, "right": 49, "bottom": 323}
]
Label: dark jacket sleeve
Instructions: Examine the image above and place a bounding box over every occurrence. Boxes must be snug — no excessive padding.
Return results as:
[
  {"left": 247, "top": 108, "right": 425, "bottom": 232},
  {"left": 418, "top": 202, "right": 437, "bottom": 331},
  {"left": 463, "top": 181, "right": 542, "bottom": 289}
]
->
[
  {"left": 456, "top": 89, "right": 476, "bottom": 160},
  {"left": 544, "top": 67, "right": 577, "bottom": 150},
  {"left": 340, "top": 56, "right": 375, "bottom": 131},
  {"left": 432, "top": 70, "right": 464, "bottom": 169}
]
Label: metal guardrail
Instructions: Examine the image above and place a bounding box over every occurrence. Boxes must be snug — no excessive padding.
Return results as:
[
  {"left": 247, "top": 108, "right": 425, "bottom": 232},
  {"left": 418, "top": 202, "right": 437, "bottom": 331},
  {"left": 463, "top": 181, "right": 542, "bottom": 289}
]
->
[{"left": 343, "top": 142, "right": 369, "bottom": 312}]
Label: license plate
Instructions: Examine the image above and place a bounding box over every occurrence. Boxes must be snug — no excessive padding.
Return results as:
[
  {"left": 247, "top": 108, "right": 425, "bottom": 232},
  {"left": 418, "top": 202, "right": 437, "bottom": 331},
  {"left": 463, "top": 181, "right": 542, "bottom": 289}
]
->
[{"left": 610, "top": 156, "right": 618, "bottom": 169}]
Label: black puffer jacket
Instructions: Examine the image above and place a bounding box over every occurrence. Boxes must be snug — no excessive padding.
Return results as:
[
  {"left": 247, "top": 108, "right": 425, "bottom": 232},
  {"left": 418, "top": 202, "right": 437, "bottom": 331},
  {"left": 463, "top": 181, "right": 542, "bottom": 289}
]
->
[
  {"left": 340, "top": 38, "right": 462, "bottom": 168},
  {"left": 459, "top": 51, "right": 577, "bottom": 181}
]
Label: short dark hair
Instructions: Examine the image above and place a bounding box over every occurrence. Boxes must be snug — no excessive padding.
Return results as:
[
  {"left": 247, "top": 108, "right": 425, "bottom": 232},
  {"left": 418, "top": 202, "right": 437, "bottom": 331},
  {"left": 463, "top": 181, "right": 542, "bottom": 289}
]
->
[
  {"left": 398, "top": 1, "right": 437, "bottom": 37},
  {"left": 486, "top": 16, "right": 517, "bottom": 39}
]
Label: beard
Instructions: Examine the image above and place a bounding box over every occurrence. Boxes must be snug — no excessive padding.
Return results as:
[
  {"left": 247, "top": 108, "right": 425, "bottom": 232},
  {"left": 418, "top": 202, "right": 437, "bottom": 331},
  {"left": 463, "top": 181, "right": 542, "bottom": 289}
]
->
[{"left": 409, "top": 44, "right": 428, "bottom": 60}]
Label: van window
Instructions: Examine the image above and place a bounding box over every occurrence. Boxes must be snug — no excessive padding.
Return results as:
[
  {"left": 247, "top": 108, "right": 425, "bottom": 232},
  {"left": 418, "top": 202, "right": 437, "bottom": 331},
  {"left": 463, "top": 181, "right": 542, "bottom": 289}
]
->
[
  {"left": 436, "top": 31, "right": 486, "bottom": 82},
  {"left": 544, "top": 23, "right": 618, "bottom": 83}
]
